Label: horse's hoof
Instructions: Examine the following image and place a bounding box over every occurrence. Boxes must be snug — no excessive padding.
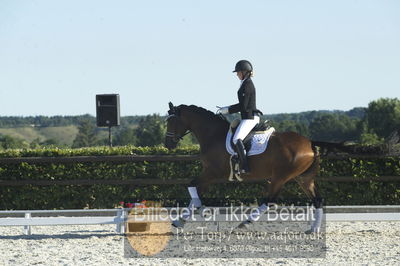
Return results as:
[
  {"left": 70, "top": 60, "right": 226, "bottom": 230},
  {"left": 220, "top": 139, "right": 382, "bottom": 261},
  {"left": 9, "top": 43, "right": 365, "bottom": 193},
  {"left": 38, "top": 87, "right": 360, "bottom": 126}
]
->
[
  {"left": 198, "top": 206, "right": 211, "bottom": 219},
  {"left": 191, "top": 198, "right": 202, "bottom": 209},
  {"left": 237, "top": 220, "right": 252, "bottom": 230},
  {"left": 172, "top": 218, "right": 186, "bottom": 228},
  {"left": 305, "top": 227, "right": 319, "bottom": 234}
]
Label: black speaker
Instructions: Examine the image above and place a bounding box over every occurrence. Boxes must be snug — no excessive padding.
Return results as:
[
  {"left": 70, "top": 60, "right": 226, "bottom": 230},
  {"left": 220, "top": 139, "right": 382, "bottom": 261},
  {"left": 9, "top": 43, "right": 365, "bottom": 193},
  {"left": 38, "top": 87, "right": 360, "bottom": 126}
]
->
[{"left": 96, "top": 94, "right": 120, "bottom": 127}]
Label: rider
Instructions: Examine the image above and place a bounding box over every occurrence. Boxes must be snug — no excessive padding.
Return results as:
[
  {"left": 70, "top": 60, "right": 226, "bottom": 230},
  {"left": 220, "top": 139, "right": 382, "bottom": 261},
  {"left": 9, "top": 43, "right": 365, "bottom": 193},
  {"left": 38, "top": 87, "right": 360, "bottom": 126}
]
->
[{"left": 218, "top": 60, "right": 262, "bottom": 174}]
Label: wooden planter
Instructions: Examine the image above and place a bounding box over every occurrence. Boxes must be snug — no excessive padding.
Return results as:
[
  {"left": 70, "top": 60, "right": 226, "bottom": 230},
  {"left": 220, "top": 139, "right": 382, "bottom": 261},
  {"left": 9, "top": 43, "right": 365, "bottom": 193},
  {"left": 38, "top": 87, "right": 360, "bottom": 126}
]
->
[{"left": 127, "top": 222, "right": 151, "bottom": 232}]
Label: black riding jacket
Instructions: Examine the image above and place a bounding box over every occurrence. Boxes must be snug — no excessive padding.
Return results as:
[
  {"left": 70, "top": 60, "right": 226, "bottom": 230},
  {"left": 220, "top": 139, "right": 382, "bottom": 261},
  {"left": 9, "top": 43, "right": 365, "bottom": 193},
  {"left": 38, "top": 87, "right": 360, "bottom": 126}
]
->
[{"left": 228, "top": 78, "right": 261, "bottom": 119}]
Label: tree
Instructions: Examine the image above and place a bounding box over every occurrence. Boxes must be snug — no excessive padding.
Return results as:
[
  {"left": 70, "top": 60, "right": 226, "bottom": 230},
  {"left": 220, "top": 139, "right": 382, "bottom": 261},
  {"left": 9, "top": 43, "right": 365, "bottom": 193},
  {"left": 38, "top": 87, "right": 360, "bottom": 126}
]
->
[
  {"left": 359, "top": 132, "right": 384, "bottom": 145},
  {"left": 177, "top": 133, "right": 198, "bottom": 147},
  {"left": 0, "top": 134, "right": 29, "bottom": 149},
  {"left": 271, "top": 120, "right": 310, "bottom": 137},
  {"left": 72, "top": 120, "right": 98, "bottom": 148},
  {"left": 364, "top": 98, "right": 400, "bottom": 139},
  {"left": 30, "top": 138, "right": 59, "bottom": 148},
  {"left": 134, "top": 114, "right": 166, "bottom": 147},
  {"left": 114, "top": 127, "right": 137, "bottom": 146},
  {"left": 309, "top": 114, "right": 359, "bottom": 142}
]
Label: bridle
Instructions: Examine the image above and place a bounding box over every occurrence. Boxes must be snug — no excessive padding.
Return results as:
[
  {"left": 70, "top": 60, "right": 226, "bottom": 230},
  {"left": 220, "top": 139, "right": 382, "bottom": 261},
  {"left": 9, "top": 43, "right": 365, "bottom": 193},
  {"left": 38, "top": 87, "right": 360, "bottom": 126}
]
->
[
  {"left": 166, "top": 130, "right": 190, "bottom": 143},
  {"left": 165, "top": 114, "right": 190, "bottom": 144}
]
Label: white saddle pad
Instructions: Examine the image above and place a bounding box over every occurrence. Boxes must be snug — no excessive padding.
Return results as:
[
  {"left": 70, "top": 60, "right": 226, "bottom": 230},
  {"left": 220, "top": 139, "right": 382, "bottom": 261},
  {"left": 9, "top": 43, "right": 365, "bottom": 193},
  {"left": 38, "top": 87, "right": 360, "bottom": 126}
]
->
[{"left": 226, "top": 127, "right": 275, "bottom": 156}]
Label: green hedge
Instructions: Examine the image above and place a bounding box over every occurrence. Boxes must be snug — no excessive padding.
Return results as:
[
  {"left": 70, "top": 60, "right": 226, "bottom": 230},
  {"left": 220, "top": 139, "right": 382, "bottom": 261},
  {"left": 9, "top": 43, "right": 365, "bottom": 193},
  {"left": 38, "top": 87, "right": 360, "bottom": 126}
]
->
[{"left": 0, "top": 146, "right": 399, "bottom": 210}]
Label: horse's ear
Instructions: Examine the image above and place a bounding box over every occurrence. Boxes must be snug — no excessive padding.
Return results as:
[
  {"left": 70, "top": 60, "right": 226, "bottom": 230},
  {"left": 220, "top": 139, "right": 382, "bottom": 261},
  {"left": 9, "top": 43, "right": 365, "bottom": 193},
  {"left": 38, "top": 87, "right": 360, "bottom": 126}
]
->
[{"left": 168, "top": 102, "right": 176, "bottom": 115}]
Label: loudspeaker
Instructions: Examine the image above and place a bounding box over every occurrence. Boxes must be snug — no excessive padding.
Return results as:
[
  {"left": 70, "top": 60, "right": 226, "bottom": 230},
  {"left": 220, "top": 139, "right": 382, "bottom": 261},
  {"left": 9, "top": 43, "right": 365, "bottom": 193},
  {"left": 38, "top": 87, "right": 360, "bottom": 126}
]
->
[{"left": 96, "top": 94, "right": 120, "bottom": 127}]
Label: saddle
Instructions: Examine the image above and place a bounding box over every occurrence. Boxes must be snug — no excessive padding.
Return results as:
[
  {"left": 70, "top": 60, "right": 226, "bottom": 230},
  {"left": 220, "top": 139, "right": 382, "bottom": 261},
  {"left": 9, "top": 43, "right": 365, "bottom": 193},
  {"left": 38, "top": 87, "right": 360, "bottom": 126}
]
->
[
  {"left": 226, "top": 119, "right": 275, "bottom": 180},
  {"left": 229, "top": 119, "right": 271, "bottom": 152}
]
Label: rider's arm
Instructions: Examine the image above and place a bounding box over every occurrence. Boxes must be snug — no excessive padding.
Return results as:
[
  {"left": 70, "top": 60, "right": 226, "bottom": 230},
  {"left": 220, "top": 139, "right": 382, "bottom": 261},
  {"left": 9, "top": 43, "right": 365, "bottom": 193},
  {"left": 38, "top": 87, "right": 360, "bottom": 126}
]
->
[
  {"left": 228, "top": 103, "right": 240, "bottom": 114},
  {"left": 230, "top": 80, "right": 254, "bottom": 114},
  {"left": 241, "top": 80, "right": 255, "bottom": 117},
  {"left": 242, "top": 86, "right": 252, "bottom": 112}
]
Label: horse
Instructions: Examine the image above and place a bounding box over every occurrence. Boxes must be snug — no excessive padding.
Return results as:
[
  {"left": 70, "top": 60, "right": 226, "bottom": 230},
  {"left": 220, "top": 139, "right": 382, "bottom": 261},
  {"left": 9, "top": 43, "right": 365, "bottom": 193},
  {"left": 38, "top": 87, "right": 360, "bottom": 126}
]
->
[{"left": 164, "top": 102, "right": 323, "bottom": 233}]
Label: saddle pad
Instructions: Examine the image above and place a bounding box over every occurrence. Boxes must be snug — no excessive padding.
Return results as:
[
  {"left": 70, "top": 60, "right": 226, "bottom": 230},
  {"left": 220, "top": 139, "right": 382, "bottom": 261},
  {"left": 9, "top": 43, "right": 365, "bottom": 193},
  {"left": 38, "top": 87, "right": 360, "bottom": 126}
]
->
[{"left": 226, "top": 127, "right": 275, "bottom": 156}]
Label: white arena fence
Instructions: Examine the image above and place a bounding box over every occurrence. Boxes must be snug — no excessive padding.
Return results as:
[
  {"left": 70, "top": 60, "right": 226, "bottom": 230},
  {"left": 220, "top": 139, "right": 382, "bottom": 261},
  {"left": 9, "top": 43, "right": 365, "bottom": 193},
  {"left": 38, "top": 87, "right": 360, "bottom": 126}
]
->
[{"left": 0, "top": 206, "right": 399, "bottom": 235}]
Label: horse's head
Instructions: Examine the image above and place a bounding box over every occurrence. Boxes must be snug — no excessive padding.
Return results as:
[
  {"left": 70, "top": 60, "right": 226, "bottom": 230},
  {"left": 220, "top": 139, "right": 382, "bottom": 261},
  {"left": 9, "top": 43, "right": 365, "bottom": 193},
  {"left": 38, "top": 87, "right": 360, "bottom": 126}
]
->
[{"left": 165, "top": 102, "right": 190, "bottom": 150}]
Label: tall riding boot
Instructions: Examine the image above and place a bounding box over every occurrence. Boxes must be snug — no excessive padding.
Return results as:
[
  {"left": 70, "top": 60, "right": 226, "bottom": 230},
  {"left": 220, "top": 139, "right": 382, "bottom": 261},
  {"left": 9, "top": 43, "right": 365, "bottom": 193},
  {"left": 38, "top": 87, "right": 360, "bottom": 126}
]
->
[{"left": 234, "top": 139, "right": 250, "bottom": 173}]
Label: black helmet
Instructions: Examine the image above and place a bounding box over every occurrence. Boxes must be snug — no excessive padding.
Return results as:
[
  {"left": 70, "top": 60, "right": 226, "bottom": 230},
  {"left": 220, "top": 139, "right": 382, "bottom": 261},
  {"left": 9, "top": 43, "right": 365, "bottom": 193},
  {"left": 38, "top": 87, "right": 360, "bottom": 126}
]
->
[{"left": 233, "top": 60, "right": 253, "bottom": 73}]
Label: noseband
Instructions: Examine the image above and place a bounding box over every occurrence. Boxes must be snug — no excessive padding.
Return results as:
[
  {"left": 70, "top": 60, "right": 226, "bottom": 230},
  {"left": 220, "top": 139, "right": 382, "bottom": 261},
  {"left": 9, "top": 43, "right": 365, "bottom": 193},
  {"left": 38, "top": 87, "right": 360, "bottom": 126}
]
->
[{"left": 166, "top": 130, "right": 190, "bottom": 143}]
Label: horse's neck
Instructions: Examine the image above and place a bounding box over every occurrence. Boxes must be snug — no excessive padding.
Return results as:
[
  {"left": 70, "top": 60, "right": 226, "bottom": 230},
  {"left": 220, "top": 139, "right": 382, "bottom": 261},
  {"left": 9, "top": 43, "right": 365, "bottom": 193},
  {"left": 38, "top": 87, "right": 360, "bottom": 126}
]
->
[{"left": 183, "top": 112, "right": 228, "bottom": 148}]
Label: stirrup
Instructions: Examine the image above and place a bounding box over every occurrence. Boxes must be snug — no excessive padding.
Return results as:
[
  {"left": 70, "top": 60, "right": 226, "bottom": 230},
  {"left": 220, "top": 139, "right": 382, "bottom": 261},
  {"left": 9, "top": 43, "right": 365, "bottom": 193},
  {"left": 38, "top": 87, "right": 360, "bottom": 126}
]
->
[{"left": 240, "top": 165, "right": 250, "bottom": 174}]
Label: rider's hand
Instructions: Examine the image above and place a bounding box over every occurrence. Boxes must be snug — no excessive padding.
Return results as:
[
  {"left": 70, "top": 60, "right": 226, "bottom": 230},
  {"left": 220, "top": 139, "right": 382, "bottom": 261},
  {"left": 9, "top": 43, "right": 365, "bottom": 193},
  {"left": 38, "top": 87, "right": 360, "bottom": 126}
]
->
[{"left": 216, "top": 106, "right": 230, "bottom": 115}]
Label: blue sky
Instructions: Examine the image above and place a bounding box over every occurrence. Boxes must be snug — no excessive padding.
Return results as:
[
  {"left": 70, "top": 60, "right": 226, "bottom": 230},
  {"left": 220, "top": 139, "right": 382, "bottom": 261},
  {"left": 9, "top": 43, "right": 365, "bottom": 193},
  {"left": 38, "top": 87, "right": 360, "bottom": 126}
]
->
[{"left": 0, "top": 0, "right": 399, "bottom": 116}]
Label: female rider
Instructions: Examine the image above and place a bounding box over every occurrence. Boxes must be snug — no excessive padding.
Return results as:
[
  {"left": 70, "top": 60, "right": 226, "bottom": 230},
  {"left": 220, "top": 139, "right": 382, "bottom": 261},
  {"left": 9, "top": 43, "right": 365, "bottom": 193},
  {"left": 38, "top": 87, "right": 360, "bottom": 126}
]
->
[{"left": 218, "top": 60, "right": 262, "bottom": 174}]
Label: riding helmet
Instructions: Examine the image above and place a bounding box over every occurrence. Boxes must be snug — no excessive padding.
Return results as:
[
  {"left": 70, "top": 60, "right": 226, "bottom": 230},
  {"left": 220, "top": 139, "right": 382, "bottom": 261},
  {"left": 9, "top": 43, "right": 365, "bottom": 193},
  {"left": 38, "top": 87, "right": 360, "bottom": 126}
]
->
[{"left": 233, "top": 60, "right": 253, "bottom": 73}]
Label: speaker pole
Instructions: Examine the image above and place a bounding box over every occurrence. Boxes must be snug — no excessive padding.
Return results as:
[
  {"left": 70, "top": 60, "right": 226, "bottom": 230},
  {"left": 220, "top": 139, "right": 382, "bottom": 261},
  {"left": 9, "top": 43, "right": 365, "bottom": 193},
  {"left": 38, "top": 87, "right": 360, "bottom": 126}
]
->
[{"left": 108, "top": 126, "right": 112, "bottom": 147}]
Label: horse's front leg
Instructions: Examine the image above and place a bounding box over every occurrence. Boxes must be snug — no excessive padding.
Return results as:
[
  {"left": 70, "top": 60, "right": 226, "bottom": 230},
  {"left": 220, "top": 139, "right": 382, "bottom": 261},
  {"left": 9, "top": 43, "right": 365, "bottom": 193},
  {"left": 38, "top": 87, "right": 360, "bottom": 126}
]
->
[{"left": 171, "top": 171, "right": 213, "bottom": 228}]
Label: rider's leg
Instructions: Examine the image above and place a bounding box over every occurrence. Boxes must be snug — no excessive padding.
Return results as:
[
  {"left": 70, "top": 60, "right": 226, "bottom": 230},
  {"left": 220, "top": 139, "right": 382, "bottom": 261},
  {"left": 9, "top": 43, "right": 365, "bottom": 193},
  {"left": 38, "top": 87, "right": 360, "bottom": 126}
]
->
[
  {"left": 232, "top": 116, "right": 260, "bottom": 173},
  {"left": 234, "top": 139, "right": 250, "bottom": 173},
  {"left": 232, "top": 116, "right": 260, "bottom": 144}
]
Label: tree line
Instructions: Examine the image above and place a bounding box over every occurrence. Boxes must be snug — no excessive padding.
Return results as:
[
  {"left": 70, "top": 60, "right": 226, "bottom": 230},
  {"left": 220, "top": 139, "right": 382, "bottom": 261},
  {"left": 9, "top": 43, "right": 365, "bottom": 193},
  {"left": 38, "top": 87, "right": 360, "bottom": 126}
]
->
[
  {"left": 0, "top": 98, "right": 399, "bottom": 149},
  {"left": 0, "top": 115, "right": 143, "bottom": 128},
  {"left": 270, "top": 98, "right": 399, "bottom": 145}
]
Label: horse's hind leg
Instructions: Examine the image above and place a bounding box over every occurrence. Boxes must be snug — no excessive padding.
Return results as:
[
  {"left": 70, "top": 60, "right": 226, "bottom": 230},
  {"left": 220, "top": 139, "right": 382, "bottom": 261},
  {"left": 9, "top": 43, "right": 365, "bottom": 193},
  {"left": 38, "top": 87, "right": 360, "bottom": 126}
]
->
[
  {"left": 292, "top": 147, "right": 324, "bottom": 233},
  {"left": 237, "top": 178, "right": 286, "bottom": 229},
  {"left": 295, "top": 174, "right": 324, "bottom": 233},
  {"left": 295, "top": 174, "right": 323, "bottom": 205}
]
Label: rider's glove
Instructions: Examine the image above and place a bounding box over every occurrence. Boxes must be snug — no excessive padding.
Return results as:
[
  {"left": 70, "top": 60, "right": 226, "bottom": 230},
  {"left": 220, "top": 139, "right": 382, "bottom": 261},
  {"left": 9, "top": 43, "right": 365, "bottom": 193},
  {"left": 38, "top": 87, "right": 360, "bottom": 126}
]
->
[{"left": 216, "top": 106, "right": 230, "bottom": 115}]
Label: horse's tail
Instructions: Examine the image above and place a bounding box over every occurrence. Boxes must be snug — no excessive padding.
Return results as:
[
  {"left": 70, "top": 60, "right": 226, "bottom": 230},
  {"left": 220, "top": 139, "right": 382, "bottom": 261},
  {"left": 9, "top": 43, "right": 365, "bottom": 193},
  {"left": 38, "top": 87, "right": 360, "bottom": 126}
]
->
[
  {"left": 311, "top": 141, "right": 350, "bottom": 153},
  {"left": 301, "top": 143, "right": 320, "bottom": 178},
  {"left": 311, "top": 140, "right": 391, "bottom": 155}
]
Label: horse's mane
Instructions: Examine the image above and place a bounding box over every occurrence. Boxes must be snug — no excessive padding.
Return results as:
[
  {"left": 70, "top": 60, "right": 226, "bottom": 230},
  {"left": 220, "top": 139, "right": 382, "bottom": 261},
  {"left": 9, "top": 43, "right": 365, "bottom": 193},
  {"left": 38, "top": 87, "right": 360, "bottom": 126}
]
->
[{"left": 178, "top": 104, "right": 229, "bottom": 124}]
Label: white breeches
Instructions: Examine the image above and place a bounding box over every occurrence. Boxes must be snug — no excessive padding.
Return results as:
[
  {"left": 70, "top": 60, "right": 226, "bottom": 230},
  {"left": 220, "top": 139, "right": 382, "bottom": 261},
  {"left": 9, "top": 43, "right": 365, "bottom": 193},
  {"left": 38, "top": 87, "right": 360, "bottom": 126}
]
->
[{"left": 232, "top": 116, "right": 260, "bottom": 145}]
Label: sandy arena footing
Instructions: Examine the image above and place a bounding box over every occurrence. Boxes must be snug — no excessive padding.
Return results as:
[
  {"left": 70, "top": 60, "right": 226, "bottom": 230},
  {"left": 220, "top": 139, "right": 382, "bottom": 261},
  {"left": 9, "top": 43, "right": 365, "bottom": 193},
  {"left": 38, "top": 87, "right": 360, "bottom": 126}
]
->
[{"left": 0, "top": 222, "right": 399, "bottom": 265}]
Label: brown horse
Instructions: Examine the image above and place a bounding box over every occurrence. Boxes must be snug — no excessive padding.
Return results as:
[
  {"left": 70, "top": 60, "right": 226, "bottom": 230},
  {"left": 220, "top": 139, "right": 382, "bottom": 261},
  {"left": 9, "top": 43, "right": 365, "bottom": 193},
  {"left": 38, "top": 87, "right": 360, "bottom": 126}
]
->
[{"left": 165, "top": 103, "right": 323, "bottom": 232}]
